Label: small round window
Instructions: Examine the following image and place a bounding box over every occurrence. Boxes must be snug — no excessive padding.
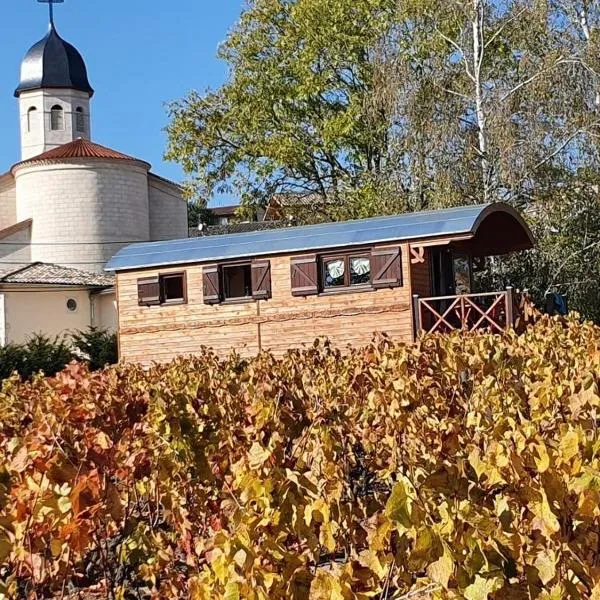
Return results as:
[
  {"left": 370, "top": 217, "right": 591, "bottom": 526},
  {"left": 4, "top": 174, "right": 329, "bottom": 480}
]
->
[{"left": 66, "top": 298, "right": 78, "bottom": 312}]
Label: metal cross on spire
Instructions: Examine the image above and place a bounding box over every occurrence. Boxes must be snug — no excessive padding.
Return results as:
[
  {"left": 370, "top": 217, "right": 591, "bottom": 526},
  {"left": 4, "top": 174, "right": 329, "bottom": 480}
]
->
[{"left": 38, "top": 0, "right": 65, "bottom": 28}]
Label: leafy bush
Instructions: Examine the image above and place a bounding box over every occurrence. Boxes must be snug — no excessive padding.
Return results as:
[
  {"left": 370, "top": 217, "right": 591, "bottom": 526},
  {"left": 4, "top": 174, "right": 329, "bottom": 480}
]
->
[
  {"left": 0, "top": 329, "right": 117, "bottom": 382},
  {"left": 2, "top": 318, "right": 600, "bottom": 598},
  {"left": 0, "top": 343, "right": 26, "bottom": 382},
  {"left": 71, "top": 327, "right": 118, "bottom": 371},
  {"left": 0, "top": 334, "right": 73, "bottom": 381}
]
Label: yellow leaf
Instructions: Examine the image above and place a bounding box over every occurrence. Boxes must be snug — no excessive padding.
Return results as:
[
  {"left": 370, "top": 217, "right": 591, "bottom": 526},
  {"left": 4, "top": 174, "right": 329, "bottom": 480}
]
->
[
  {"left": 559, "top": 429, "right": 579, "bottom": 463},
  {"left": 464, "top": 575, "right": 503, "bottom": 600},
  {"left": 233, "top": 548, "right": 248, "bottom": 570},
  {"left": 426, "top": 549, "right": 453, "bottom": 588},
  {"left": 320, "top": 522, "right": 336, "bottom": 553},
  {"left": 248, "top": 442, "right": 271, "bottom": 469},
  {"left": 534, "top": 442, "right": 550, "bottom": 473},
  {"left": 57, "top": 496, "right": 71, "bottom": 514},
  {"left": 224, "top": 581, "right": 240, "bottom": 600},
  {"left": 534, "top": 548, "right": 556, "bottom": 585},
  {"left": 532, "top": 490, "right": 560, "bottom": 538},
  {"left": 50, "top": 539, "right": 63, "bottom": 557},
  {"left": 359, "top": 549, "right": 387, "bottom": 579},
  {"left": 309, "top": 571, "right": 344, "bottom": 600},
  {"left": 385, "top": 479, "right": 413, "bottom": 529}
]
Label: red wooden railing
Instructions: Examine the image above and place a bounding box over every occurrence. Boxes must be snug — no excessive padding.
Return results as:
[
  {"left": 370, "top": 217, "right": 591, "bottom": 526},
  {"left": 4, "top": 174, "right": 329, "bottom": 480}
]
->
[{"left": 413, "top": 288, "right": 515, "bottom": 336}]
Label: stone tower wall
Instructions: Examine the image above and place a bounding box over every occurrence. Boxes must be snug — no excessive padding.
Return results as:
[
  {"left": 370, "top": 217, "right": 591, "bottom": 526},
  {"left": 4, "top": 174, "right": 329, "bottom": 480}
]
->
[
  {"left": 13, "top": 159, "right": 150, "bottom": 273},
  {"left": 148, "top": 176, "right": 188, "bottom": 241},
  {"left": 18, "top": 88, "right": 91, "bottom": 160}
]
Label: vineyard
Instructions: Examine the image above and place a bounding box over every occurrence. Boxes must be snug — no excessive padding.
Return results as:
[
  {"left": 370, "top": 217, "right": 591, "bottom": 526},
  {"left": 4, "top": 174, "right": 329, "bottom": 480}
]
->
[{"left": 2, "top": 317, "right": 600, "bottom": 598}]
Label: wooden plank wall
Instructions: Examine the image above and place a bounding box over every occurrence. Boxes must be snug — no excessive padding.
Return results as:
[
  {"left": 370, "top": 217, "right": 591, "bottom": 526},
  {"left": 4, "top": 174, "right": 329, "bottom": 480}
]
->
[
  {"left": 410, "top": 248, "right": 431, "bottom": 298},
  {"left": 117, "top": 242, "right": 415, "bottom": 364}
]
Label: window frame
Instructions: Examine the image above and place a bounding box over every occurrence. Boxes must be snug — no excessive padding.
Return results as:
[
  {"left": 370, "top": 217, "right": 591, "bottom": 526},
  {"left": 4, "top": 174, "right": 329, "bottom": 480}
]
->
[
  {"left": 137, "top": 272, "right": 187, "bottom": 307},
  {"left": 159, "top": 271, "right": 187, "bottom": 305},
  {"left": 220, "top": 261, "right": 254, "bottom": 304},
  {"left": 320, "top": 250, "right": 373, "bottom": 294}
]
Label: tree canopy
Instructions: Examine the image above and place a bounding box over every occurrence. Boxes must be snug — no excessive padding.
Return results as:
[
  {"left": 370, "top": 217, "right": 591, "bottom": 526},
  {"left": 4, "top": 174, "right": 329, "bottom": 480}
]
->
[{"left": 167, "top": 0, "right": 600, "bottom": 317}]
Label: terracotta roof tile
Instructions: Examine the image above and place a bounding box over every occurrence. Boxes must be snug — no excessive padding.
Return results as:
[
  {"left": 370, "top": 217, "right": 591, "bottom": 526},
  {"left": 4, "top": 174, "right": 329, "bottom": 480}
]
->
[{"left": 14, "top": 138, "right": 148, "bottom": 168}]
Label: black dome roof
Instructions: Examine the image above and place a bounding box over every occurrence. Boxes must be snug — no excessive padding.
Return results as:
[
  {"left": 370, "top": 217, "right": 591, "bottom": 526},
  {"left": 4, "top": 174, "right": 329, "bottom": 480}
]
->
[{"left": 15, "top": 24, "right": 93, "bottom": 97}]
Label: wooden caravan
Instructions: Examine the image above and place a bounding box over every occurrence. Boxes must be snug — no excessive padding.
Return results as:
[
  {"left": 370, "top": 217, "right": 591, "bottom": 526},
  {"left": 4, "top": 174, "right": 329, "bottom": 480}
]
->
[{"left": 106, "top": 203, "right": 534, "bottom": 364}]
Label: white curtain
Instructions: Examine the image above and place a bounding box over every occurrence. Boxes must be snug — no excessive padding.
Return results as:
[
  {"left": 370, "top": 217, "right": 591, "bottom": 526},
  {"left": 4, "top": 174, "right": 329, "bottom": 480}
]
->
[
  {"left": 327, "top": 260, "right": 345, "bottom": 278},
  {"left": 351, "top": 258, "right": 370, "bottom": 275}
]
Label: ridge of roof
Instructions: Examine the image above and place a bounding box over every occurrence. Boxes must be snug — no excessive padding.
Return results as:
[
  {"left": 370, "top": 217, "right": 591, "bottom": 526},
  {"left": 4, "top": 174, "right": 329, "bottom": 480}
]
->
[{"left": 12, "top": 139, "right": 150, "bottom": 170}]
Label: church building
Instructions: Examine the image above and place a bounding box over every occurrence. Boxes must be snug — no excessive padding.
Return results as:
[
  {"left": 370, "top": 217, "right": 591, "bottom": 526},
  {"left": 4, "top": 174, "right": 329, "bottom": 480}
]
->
[{"left": 0, "top": 8, "right": 187, "bottom": 345}]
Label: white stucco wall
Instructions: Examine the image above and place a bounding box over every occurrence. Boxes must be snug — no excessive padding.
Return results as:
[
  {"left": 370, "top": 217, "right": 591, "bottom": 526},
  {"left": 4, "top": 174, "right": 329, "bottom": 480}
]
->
[
  {"left": 14, "top": 159, "right": 150, "bottom": 273},
  {"left": 1, "top": 287, "right": 92, "bottom": 345},
  {"left": 19, "top": 88, "right": 91, "bottom": 160},
  {"left": 0, "top": 174, "right": 16, "bottom": 231},
  {"left": 92, "top": 289, "right": 117, "bottom": 331},
  {"left": 148, "top": 175, "right": 187, "bottom": 240}
]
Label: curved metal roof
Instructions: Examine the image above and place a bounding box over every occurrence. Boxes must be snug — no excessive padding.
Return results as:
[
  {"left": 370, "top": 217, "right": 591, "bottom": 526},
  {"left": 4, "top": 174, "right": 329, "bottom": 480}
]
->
[
  {"left": 106, "top": 203, "right": 534, "bottom": 272},
  {"left": 15, "top": 24, "right": 93, "bottom": 97}
]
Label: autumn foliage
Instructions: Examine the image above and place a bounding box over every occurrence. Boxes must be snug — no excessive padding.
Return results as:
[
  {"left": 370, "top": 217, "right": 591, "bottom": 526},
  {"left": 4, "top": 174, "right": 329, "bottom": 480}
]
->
[{"left": 2, "top": 317, "right": 600, "bottom": 598}]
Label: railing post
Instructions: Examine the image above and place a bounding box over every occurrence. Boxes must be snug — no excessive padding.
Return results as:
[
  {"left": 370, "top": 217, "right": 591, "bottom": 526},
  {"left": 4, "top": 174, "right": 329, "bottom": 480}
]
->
[
  {"left": 505, "top": 286, "right": 514, "bottom": 329},
  {"left": 412, "top": 294, "right": 422, "bottom": 340}
]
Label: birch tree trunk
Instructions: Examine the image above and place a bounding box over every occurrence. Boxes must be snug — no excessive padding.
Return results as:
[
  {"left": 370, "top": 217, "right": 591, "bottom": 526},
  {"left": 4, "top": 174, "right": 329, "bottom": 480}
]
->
[{"left": 472, "top": 0, "right": 491, "bottom": 202}]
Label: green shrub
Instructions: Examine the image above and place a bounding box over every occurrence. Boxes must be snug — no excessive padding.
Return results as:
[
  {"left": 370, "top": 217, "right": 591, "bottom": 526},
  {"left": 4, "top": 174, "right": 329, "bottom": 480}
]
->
[
  {"left": 20, "top": 334, "right": 74, "bottom": 379},
  {"left": 0, "top": 329, "right": 118, "bottom": 382},
  {"left": 71, "top": 327, "right": 118, "bottom": 371},
  {"left": 0, "top": 343, "right": 26, "bottom": 381}
]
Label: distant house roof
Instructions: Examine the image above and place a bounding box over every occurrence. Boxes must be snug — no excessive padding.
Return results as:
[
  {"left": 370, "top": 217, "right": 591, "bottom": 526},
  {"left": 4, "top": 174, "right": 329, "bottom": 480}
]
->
[
  {"left": 264, "top": 192, "right": 326, "bottom": 220},
  {"left": 0, "top": 262, "right": 114, "bottom": 287},
  {"left": 12, "top": 138, "right": 150, "bottom": 170},
  {"left": 210, "top": 205, "right": 240, "bottom": 217},
  {"left": 188, "top": 220, "right": 290, "bottom": 238},
  {"left": 107, "top": 203, "right": 534, "bottom": 272}
]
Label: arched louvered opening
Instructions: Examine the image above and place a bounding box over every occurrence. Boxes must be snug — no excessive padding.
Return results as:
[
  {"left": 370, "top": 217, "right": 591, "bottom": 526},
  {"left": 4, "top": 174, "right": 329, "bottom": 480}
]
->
[
  {"left": 75, "top": 107, "right": 85, "bottom": 133},
  {"left": 50, "top": 105, "right": 64, "bottom": 131},
  {"left": 27, "top": 106, "right": 37, "bottom": 132}
]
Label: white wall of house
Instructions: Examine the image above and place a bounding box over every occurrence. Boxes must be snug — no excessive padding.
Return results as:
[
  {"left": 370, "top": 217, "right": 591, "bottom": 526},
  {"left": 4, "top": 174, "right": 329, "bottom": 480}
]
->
[
  {"left": 92, "top": 289, "right": 117, "bottom": 331},
  {"left": 1, "top": 287, "right": 92, "bottom": 344}
]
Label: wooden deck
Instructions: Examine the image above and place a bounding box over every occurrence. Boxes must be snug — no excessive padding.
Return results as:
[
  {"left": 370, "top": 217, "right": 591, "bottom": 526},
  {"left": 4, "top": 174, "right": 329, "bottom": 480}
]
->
[{"left": 412, "top": 288, "right": 515, "bottom": 335}]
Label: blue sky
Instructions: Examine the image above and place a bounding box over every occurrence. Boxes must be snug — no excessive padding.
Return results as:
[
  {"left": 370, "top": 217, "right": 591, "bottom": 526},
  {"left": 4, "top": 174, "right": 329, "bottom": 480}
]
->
[{"left": 0, "top": 0, "right": 244, "bottom": 207}]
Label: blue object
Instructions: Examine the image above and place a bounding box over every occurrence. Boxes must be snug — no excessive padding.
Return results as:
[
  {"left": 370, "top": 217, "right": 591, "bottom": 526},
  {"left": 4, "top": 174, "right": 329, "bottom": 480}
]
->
[{"left": 106, "top": 203, "right": 530, "bottom": 272}]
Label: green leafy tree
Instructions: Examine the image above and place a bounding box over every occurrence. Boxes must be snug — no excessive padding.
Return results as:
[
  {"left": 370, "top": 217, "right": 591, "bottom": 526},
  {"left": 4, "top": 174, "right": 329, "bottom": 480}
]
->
[{"left": 166, "top": 0, "right": 400, "bottom": 221}]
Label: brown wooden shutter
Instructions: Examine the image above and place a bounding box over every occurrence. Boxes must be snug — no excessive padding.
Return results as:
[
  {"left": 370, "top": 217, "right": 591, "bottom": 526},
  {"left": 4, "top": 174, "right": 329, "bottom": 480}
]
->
[
  {"left": 371, "top": 247, "right": 402, "bottom": 289},
  {"left": 251, "top": 260, "right": 272, "bottom": 300},
  {"left": 290, "top": 254, "right": 319, "bottom": 296},
  {"left": 203, "top": 265, "right": 221, "bottom": 304},
  {"left": 137, "top": 277, "right": 160, "bottom": 306}
]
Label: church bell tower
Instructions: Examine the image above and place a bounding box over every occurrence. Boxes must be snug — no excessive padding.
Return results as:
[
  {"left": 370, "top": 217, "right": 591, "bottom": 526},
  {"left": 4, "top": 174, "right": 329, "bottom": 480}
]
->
[{"left": 15, "top": 0, "right": 94, "bottom": 160}]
